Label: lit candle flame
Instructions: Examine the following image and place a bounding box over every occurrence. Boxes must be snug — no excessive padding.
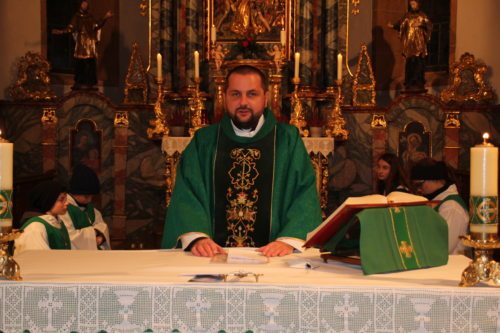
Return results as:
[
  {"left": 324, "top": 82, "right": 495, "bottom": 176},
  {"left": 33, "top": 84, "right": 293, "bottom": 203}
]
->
[{"left": 483, "top": 132, "right": 490, "bottom": 144}]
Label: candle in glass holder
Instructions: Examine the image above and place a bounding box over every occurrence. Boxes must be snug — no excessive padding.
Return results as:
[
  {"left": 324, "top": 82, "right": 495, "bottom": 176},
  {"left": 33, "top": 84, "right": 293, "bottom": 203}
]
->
[
  {"left": 156, "top": 53, "right": 163, "bottom": 80},
  {"left": 194, "top": 51, "right": 200, "bottom": 79},
  {"left": 294, "top": 52, "right": 300, "bottom": 79},
  {"left": 470, "top": 133, "right": 498, "bottom": 238},
  {"left": 0, "top": 131, "right": 13, "bottom": 233}
]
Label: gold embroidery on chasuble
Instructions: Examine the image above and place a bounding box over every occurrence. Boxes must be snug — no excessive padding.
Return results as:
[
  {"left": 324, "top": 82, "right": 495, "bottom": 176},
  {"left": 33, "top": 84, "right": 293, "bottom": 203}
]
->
[{"left": 226, "top": 148, "right": 261, "bottom": 247}]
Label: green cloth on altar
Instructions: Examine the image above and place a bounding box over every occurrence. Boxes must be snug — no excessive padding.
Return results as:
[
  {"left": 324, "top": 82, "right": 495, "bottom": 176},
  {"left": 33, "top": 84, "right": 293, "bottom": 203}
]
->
[
  {"left": 21, "top": 216, "right": 71, "bottom": 250},
  {"left": 161, "top": 109, "right": 322, "bottom": 248},
  {"left": 324, "top": 205, "right": 448, "bottom": 275}
]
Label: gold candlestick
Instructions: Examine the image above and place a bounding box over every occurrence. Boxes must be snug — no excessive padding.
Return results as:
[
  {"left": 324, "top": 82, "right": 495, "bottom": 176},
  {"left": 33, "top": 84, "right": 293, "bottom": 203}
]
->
[
  {"left": 188, "top": 77, "right": 207, "bottom": 137},
  {"left": 324, "top": 80, "right": 349, "bottom": 141},
  {"left": 0, "top": 230, "right": 22, "bottom": 280},
  {"left": 289, "top": 77, "right": 309, "bottom": 137},
  {"left": 147, "top": 77, "right": 169, "bottom": 139},
  {"left": 459, "top": 133, "right": 500, "bottom": 287}
]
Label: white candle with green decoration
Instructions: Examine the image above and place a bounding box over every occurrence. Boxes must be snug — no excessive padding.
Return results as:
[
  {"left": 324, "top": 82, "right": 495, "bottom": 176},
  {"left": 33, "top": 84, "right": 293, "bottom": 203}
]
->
[
  {"left": 470, "top": 133, "right": 498, "bottom": 240},
  {"left": 0, "top": 130, "right": 13, "bottom": 233}
]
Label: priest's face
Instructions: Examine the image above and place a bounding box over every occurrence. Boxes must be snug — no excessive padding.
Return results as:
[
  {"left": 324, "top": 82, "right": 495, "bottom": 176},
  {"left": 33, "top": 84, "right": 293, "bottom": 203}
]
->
[{"left": 225, "top": 72, "right": 269, "bottom": 130}]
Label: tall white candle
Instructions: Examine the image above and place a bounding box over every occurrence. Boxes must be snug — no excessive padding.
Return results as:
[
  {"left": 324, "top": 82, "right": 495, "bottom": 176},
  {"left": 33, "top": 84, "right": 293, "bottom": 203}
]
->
[
  {"left": 470, "top": 133, "right": 498, "bottom": 236},
  {"left": 0, "top": 131, "right": 13, "bottom": 231},
  {"left": 280, "top": 29, "right": 286, "bottom": 46},
  {"left": 294, "top": 52, "right": 300, "bottom": 79},
  {"left": 337, "top": 53, "right": 343, "bottom": 82},
  {"left": 156, "top": 53, "right": 163, "bottom": 80},
  {"left": 194, "top": 50, "right": 200, "bottom": 79},
  {"left": 211, "top": 25, "right": 216, "bottom": 43}
]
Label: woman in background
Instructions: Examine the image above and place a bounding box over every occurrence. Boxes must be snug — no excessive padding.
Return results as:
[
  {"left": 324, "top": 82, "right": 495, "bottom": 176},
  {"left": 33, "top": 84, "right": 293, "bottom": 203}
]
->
[{"left": 375, "top": 153, "right": 411, "bottom": 195}]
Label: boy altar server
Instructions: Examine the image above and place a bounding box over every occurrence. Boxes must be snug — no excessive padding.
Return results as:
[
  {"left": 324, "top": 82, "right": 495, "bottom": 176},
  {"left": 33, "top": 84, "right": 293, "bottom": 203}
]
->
[{"left": 60, "top": 163, "right": 111, "bottom": 250}]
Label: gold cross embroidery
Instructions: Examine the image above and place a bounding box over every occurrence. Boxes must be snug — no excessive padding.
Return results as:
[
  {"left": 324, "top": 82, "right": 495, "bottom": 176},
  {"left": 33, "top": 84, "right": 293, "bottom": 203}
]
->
[{"left": 399, "top": 241, "right": 413, "bottom": 258}]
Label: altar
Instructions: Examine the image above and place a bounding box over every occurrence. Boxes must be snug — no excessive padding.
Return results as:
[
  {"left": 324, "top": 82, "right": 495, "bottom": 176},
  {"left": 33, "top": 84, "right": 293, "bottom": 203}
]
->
[{"left": 2, "top": 249, "right": 499, "bottom": 332}]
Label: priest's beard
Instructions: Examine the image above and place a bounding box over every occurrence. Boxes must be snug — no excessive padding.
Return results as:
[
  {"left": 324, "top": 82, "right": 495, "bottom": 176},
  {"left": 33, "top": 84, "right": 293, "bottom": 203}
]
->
[{"left": 231, "top": 108, "right": 261, "bottom": 130}]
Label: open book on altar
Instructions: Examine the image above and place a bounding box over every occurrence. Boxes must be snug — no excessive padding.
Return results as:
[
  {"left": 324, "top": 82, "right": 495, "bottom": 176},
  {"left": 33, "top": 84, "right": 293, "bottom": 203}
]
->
[
  {"left": 304, "top": 191, "right": 429, "bottom": 249},
  {"left": 303, "top": 191, "right": 448, "bottom": 274}
]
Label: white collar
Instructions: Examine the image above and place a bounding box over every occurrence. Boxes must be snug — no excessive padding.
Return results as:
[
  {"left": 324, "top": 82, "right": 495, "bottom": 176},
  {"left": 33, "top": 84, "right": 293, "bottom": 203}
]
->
[{"left": 231, "top": 114, "right": 265, "bottom": 138}]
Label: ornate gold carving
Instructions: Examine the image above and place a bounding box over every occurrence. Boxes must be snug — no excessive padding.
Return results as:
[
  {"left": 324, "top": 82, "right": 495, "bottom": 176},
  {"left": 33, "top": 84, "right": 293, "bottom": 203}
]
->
[
  {"left": 114, "top": 111, "right": 129, "bottom": 128},
  {"left": 147, "top": 78, "right": 169, "bottom": 139},
  {"left": 269, "top": 74, "right": 283, "bottom": 121},
  {"left": 351, "top": 0, "right": 361, "bottom": 15},
  {"left": 371, "top": 114, "right": 386, "bottom": 129},
  {"left": 444, "top": 111, "right": 461, "bottom": 129},
  {"left": 0, "top": 230, "right": 23, "bottom": 281},
  {"left": 310, "top": 152, "right": 329, "bottom": 213},
  {"left": 216, "top": 0, "right": 285, "bottom": 37},
  {"left": 124, "top": 42, "right": 148, "bottom": 104},
  {"left": 353, "top": 44, "right": 376, "bottom": 107},
  {"left": 188, "top": 78, "right": 207, "bottom": 137},
  {"left": 139, "top": 0, "right": 148, "bottom": 16},
  {"left": 267, "top": 44, "right": 285, "bottom": 73},
  {"left": 459, "top": 235, "right": 500, "bottom": 287},
  {"left": 441, "top": 53, "right": 496, "bottom": 105},
  {"left": 289, "top": 78, "right": 309, "bottom": 137},
  {"left": 211, "top": 43, "right": 228, "bottom": 72},
  {"left": 213, "top": 74, "right": 226, "bottom": 122},
  {"left": 165, "top": 151, "right": 181, "bottom": 206},
  {"left": 325, "top": 83, "right": 349, "bottom": 141},
  {"left": 41, "top": 107, "right": 58, "bottom": 125},
  {"left": 9, "top": 52, "right": 56, "bottom": 101}
]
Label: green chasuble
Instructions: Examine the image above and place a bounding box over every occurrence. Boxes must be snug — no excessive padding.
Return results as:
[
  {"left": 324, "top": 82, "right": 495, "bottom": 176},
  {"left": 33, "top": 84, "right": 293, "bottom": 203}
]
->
[
  {"left": 161, "top": 109, "right": 323, "bottom": 248},
  {"left": 21, "top": 216, "right": 71, "bottom": 250}
]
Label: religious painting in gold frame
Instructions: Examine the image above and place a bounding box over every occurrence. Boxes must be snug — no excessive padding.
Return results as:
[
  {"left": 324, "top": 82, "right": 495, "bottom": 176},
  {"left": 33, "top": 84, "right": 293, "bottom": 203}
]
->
[
  {"left": 398, "top": 121, "right": 431, "bottom": 173},
  {"left": 70, "top": 119, "right": 102, "bottom": 173},
  {"left": 207, "top": 0, "right": 293, "bottom": 60}
]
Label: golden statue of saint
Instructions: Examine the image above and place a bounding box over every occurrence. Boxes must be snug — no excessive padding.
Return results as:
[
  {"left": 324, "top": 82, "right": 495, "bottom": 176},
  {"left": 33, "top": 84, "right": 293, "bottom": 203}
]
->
[{"left": 388, "top": 0, "right": 432, "bottom": 90}]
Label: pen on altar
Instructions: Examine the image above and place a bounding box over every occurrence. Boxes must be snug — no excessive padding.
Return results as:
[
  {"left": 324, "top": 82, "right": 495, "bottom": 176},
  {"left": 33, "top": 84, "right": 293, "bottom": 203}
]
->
[{"left": 319, "top": 251, "right": 331, "bottom": 255}]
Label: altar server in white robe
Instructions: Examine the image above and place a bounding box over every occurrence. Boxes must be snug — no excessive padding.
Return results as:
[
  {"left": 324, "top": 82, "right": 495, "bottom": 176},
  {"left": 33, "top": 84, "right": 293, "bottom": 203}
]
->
[
  {"left": 59, "top": 163, "right": 111, "bottom": 250},
  {"left": 15, "top": 180, "right": 71, "bottom": 254}
]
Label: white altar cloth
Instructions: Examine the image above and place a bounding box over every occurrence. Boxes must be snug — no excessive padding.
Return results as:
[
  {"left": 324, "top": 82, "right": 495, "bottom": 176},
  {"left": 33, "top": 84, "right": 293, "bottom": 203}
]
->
[{"left": 1, "top": 249, "right": 499, "bottom": 332}]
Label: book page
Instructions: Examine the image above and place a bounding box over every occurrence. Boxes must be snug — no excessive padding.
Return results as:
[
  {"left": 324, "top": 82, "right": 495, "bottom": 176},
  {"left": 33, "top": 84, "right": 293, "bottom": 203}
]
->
[{"left": 386, "top": 191, "right": 428, "bottom": 203}]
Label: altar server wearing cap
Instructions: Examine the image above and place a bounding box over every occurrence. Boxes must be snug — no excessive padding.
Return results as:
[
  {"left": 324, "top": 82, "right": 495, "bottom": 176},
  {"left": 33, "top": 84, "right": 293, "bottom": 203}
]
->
[
  {"left": 59, "top": 164, "right": 111, "bottom": 250},
  {"left": 411, "top": 158, "right": 468, "bottom": 254},
  {"left": 15, "top": 180, "right": 71, "bottom": 254}
]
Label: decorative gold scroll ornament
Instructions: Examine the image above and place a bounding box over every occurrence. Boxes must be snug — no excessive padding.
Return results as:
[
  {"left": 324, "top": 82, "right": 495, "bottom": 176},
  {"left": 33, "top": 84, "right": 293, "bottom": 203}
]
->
[
  {"left": 9, "top": 52, "right": 56, "bottom": 101},
  {"left": 441, "top": 53, "right": 495, "bottom": 105}
]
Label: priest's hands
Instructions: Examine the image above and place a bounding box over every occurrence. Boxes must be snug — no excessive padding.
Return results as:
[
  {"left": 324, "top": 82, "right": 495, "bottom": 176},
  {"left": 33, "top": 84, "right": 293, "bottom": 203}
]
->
[
  {"left": 257, "top": 241, "right": 293, "bottom": 257},
  {"left": 191, "top": 238, "right": 227, "bottom": 257}
]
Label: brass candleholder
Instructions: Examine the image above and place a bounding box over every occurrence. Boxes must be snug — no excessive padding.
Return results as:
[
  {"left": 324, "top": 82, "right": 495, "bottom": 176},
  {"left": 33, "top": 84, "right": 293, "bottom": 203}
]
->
[
  {"left": 324, "top": 80, "right": 349, "bottom": 141},
  {"left": 289, "top": 77, "right": 309, "bottom": 137},
  {"left": 147, "top": 77, "right": 169, "bottom": 139},
  {"left": 0, "top": 229, "right": 22, "bottom": 281},
  {"left": 459, "top": 235, "right": 500, "bottom": 286},
  {"left": 188, "top": 77, "right": 207, "bottom": 137}
]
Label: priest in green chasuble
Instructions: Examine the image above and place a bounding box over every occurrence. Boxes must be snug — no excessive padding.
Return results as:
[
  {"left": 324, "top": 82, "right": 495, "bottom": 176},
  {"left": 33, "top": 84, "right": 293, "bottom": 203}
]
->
[{"left": 161, "top": 65, "right": 322, "bottom": 257}]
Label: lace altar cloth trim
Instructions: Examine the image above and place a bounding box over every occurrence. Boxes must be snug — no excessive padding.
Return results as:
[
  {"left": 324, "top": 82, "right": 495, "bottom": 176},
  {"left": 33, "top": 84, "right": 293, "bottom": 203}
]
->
[{"left": 0, "top": 283, "right": 498, "bottom": 332}]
